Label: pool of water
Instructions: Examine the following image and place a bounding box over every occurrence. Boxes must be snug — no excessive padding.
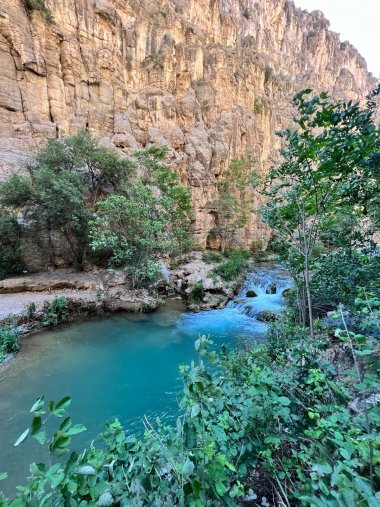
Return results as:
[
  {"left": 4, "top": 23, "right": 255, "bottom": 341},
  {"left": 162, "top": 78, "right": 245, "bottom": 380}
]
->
[{"left": 0, "top": 264, "right": 289, "bottom": 495}]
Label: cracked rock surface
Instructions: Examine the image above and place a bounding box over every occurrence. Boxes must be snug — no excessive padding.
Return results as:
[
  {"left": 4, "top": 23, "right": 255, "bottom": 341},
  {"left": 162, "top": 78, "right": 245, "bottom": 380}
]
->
[{"left": 0, "top": 0, "right": 375, "bottom": 251}]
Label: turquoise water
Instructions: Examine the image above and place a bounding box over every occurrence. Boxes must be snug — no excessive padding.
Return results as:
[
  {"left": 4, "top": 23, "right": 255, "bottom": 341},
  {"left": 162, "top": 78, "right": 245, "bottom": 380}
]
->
[{"left": 0, "top": 264, "right": 289, "bottom": 495}]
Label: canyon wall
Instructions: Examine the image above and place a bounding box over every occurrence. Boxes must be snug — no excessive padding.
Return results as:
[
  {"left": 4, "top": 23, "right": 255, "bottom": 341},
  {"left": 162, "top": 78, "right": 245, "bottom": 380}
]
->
[{"left": 0, "top": 0, "right": 376, "bottom": 253}]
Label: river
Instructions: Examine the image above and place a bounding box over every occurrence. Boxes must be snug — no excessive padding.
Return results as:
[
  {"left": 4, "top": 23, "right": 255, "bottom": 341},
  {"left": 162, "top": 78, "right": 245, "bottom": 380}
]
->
[{"left": 0, "top": 263, "right": 290, "bottom": 496}]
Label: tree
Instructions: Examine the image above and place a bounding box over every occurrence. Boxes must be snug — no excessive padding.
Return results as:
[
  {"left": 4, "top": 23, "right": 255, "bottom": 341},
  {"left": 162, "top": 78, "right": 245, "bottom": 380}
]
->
[
  {"left": 90, "top": 148, "right": 192, "bottom": 287},
  {"left": 262, "top": 89, "right": 380, "bottom": 337},
  {"left": 0, "top": 169, "right": 89, "bottom": 267},
  {"left": 210, "top": 151, "right": 258, "bottom": 252},
  {"left": 34, "top": 130, "right": 134, "bottom": 204},
  {"left": 0, "top": 132, "right": 134, "bottom": 268},
  {"left": 132, "top": 146, "right": 193, "bottom": 256},
  {"left": 0, "top": 213, "right": 24, "bottom": 279}
]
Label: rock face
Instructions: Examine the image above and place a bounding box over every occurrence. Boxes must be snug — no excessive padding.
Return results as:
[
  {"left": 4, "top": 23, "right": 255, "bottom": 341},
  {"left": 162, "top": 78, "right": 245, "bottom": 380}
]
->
[
  {"left": 170, "top": 251, "right": 244, "bottom": 311},
  {"left": 0, "top": 0, "right": 376, "bottom": 249}
]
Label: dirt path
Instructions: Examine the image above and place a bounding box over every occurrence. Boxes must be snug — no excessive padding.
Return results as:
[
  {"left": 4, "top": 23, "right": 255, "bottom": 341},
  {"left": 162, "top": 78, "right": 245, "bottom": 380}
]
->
[{"left": 0, "top": 290, "right": 98, "bottom": 320}]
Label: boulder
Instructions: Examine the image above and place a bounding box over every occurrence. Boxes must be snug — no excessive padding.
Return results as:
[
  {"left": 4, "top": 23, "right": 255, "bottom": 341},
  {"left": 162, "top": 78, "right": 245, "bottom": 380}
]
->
[
  {"left": 246, "top": 290, "right": 257, "bottom": 297},
  {"left": 256, "top": 310, "right": 277, "bottom": 322}
]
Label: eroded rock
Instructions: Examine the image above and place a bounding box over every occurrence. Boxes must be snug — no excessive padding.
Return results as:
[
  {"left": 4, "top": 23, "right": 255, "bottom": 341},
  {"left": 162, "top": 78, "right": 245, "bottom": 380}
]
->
[{"left": 0, "top": 0, "right": 375, "bottom": 268}]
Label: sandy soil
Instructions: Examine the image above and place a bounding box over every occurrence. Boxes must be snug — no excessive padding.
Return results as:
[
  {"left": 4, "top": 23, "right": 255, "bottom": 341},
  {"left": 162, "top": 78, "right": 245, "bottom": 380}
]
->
[{"left": 0, "top": 289, "right": 98, "bottom": 320}]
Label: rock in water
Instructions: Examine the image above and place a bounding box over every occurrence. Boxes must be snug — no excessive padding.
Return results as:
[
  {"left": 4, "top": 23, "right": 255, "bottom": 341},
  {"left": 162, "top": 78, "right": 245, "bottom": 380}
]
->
[{"left": 256, "top": 310, "right": 277, "bottom": 322}]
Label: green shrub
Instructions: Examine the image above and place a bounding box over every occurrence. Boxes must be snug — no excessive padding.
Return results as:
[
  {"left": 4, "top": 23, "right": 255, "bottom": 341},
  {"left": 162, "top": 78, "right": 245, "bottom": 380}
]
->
[
  {"left": 0, "top": 322, "right": 19, "bottom": 356},
  {"left": 212, "top": 249, "right": 250, "bottom": 281},
  {"left": 202, "top": 251, "right": 223, "bottom": 264},
  {"left": 264, "top": 65, "right": 273, "bottom": 85},
  {"left": 253, "top": 98, "right": 263, "bottom": 114},
  {"left": 25, "top": 302, "right": 37, "bottom": 320},
  {"left": 250, "top": 240, "right": 265, "bottom": 259},
  {"left": 0, "top": 215, "right": 24, "bottom": 280},
  {"left": 188, "top": 281, "right": 205, "bottom": 304},
  {"left": 311, "top": 249, "right": 380, "bottom": 313},
  {"left": 42, "top": 297, "right": 69, "bottom": 327},
  {"left": 23, "top": 0, "right": 53, "bottom": 22}
]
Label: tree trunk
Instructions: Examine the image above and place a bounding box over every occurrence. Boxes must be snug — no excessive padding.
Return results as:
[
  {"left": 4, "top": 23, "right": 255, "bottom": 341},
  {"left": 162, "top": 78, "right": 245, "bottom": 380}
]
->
[{"left": 304, "top": 257, "right": 315, "bottom": 339}]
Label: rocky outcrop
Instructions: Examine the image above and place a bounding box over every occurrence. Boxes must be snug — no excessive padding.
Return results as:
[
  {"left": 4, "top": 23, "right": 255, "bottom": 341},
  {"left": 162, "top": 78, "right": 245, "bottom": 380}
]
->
[
  {"left": 0, "top": 268, "right": 162, "bottom": 316},
  {"left": 170, "top": 251, "right": 244, "bottom": 310},
  {"left": 0, "top": 269, "right": 101, "bottom": 293},
  {"left": 0, "top": 0, "right": 376, "bottom": 249}
]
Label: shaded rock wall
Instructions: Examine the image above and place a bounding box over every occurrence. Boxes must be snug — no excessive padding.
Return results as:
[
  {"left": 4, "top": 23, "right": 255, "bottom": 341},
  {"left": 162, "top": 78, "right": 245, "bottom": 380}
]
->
[{"left": 0, "top": 0, "right": 376, "bottom": 252}]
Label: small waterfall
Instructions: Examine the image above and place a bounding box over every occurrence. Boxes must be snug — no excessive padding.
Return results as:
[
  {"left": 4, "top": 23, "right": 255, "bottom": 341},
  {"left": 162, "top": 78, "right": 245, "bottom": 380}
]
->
[
  {"left": 177, "top": 263, "right": 291, "bottom": 343},
  {"left": 228, "top": 264, "right": 291, "bottom": 319}
]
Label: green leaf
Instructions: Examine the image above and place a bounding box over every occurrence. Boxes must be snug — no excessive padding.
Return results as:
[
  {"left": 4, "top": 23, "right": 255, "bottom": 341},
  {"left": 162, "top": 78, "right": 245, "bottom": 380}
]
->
[
  {"left": 191, "top": 403, "right": 200, "bottom": 418},
  {"left": 311, "top": 463, "right": 332, "bottom": 476},
  {"left": 278, "top": 396, "right": 291, "bottom": 406},
  {"left": 14, "top": 428, "right": 29, "bottom": 446},
  {"left": 75, "top": 465, "right": 96, "bottom": 476},
  {"left": 30, "top": 396, "right": 45, "bottom": 413},
  {"left": 0, "top": 472, "right": 8, "bottom": 481},
  {"left": 67, "top": 424, "right": 86, "bottom": 436},
  {"left": 32, "top": 431, "right": 47, "bottom": 445},
  {"left": 31, "top": 416, "right": 42, "bottom": 435},
  {"left": 215, "top": 482, "right": 227, "bottom": 496},
  {"left": 59, "top": 417, "right": 72, "bottom": 432},
  {"left": 52, "top": 396, "right": 71, "bottom": 417},
  {"left": 182, "top": 458, "right": 194, "bottom": 478}
]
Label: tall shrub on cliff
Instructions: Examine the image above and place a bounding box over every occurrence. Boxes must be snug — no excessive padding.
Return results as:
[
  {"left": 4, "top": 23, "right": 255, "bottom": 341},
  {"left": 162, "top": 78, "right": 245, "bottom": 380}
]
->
[
  {"left": 210, "top": 151, "right": 258, "bottom": 252},
  {"left": 89, "top": 147, "right": 192, "bottom": 287},
  {"left": 262, "top": 88, "right": 380, "bottom": 337}
]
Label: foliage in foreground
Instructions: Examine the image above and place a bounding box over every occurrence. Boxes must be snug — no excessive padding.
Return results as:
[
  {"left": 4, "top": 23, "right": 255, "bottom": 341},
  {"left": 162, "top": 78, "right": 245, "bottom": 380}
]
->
[{"left": 1, "top": 297, "right": 379, "bottom": 506}]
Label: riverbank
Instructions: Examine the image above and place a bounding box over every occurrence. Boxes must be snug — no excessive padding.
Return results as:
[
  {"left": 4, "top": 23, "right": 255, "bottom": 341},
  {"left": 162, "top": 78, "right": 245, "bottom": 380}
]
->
[
  {"left": 0, "top": 264, "right": 288, "bottom": 496},
  {"left": 0, "top": 251, "right": 252, "bottom": 365}
]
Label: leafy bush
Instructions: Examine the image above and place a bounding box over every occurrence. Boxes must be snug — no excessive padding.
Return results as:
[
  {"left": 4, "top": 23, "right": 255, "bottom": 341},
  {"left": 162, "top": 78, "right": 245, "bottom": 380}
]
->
[
  {"left": 1, "top": 309, "right": 379, "bottom": 506},
  {"left": 210, "top": 152, "right": 258, "bottom": 253},
  {"left": 311, "top": 249, "right": 380, "bottom": 313},
  {"left": 253, "top": 98, "right": 263, "bottom": 114},
  {"left": 250, "top": 240, "right": 265, "bottom": 259},
  {"left": 42, "top": 297, "right": 69, "bottom": 327},
  {"left": 189, "top": 281, "right": 205, "bottom": 304},
  {"left": 89, "top": 147, "right": 192, "bottom": 287},
  {"left": 23, "top": 0, "right": 53, "bottom": 22},
  {"left": 212, "top": 249, "right": 250, "bottom": 281},
  {"left": 0, "top": 322, "right": 19, "bottom": 358},
  {"left": 0, "top": 215, "right": 24, "bottom": 280},
  {"left": 25, "top": 302, "right": 37, "bottom": 320},
  {"left": 202, "top": 251, "right": 223, "bottom": 264}
]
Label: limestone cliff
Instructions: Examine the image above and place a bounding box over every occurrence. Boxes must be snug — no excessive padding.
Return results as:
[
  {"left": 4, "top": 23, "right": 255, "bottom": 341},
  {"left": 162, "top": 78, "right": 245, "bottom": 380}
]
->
[{"left": 0, "top": 0, "right": 376, "bottom": 249}]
